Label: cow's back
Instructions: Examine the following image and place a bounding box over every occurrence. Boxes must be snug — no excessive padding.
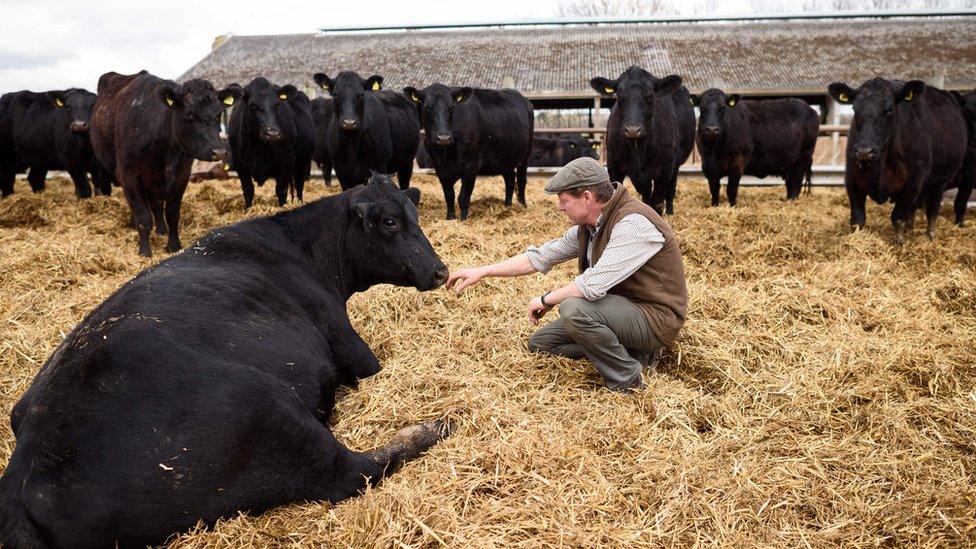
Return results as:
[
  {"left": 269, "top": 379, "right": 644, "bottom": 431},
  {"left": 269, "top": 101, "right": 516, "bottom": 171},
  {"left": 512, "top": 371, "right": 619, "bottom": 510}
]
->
[
  {"left": 745, "top": 99, "right": 819, "bottom": 172},
  {"left": 91, "top": 72, "right": 147, "bottom": 176},
  {"left": 920, "top": 88, "right": 967, "bottom": 180},
  {"left": 377, "top": 91, "right": 420, "bottom": 169},
  {"left": 310, "top": 97, "right": 333, "bottom": 166},
  {"left": 670, "top": 86, "right": 696, "bottom": 164},
  {"left": 470, "top": 89, "right": 533, "bottom": 172}
]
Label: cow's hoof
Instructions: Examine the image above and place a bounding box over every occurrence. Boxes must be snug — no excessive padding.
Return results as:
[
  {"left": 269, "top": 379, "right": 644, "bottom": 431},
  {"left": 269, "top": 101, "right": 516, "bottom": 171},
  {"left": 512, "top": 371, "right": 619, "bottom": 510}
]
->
[
  {"left": 166, "top": 243, "right": 182, "bottom": 253},
  {"left": 926, "top": 231, "right": 935, "bottom": 241}
]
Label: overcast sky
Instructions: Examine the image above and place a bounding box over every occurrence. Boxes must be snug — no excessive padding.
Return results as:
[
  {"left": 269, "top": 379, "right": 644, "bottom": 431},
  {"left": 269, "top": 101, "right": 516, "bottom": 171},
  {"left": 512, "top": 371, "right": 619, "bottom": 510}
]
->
[{"left": 0, "top": 0, "right": 958, "bottom": 92}]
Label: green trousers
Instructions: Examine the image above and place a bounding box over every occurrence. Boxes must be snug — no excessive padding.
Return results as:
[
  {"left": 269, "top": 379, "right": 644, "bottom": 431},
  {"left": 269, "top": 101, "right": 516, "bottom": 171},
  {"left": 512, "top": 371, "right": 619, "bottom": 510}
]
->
[{"left": 528, "top": 294, "right": 663, "bottom": 391}]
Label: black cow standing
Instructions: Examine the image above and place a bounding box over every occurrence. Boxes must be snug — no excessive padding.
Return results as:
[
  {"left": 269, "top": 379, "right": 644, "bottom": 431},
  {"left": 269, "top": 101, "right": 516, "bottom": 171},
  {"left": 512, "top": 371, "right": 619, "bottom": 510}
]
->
[
  {"left": 90, "top": 71, "right": 241, "bottom": 256},
  {"left": 402, "top": 83, "right": 534, "bottom": 220},
  {"left": 531, "top": 134, "right": 598, "bottom": 167},
  {"left": 312, "top": 71, "right": 419, "bottom": 190},
  {"left": 0, "top": 89, "right": 110, "bottom": 198},
  {"left": 828, "top": 78, "right": 967, "bottom": 242},
  {"left": 951, "top": 90, "right": 976, "bottom": 226},
  {"left": 0, "top": 175, "right": 451, "bottom": 549},
  {"left": 228, "top": 77, "right": 315, "bottom": 209},
  {"left": 692, "top": 89, "right": 819, "bottom": 206},
  {"left": 590, "top": 66, "right": 695, "bottom": 215},
  {"left": 310, "top": 96, "right": 334, "bottom": 186}
]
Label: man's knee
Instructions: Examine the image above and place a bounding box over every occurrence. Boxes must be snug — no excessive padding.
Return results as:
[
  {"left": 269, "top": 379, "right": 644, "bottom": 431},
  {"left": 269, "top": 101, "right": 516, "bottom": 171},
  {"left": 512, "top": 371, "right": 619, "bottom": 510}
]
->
[
  {"left": 558, "top": 297, "right": 589, "bottom": 332},
  {"left": 527, "top": 330, "right": 546, "bottom": 353}
]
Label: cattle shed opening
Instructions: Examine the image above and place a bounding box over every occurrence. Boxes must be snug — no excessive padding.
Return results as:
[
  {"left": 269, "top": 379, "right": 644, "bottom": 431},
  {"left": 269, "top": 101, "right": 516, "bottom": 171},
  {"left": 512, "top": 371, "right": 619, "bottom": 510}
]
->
[{"left": 180, "top": 11, "right": 976, "bottom": 182}]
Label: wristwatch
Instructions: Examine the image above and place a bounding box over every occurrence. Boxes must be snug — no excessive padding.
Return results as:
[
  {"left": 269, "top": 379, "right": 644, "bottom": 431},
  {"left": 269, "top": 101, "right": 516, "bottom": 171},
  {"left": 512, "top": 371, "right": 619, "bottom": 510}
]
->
[{"left": 540, "top": 291, "right": 552, "bottom": 308}]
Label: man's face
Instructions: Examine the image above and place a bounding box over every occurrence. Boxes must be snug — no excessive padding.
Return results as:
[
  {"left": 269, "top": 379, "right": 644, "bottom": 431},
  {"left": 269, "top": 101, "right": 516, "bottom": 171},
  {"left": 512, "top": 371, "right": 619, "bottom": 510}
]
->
[{"left": 557, "top": 190, "right": 592, "bottom": 225}]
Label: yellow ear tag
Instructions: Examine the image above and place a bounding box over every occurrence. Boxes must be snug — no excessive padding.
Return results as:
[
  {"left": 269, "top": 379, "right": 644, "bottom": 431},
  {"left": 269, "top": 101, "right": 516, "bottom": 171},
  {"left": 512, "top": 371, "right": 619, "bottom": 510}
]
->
[
  {"left": 411, "top": 92, "right": 420, "bottom": 102},
  {"left": 222, "top": 95, "right": 235, "bottom": 106},
  {"left": 165, "top": 95, "right": 175, "bottom": 107},
  {"left": 604, "top": 86, "right": 615, "bottom": 94},
  {"left": 905, "top": 90, "right": 913, "bottom": 102},
  {"left": 371, "top": 81, "right": 381, "bottom": 91},
  {"left": 455, "top": 95, "right": 463, "bottom": 103},
  {"left": 55, "top": 97, "right": 64, "bottom": 107},
  {"left": 278, "top": 92, "right": 287, "bottom": 100},
  {"left": 728, "top": 99, "right": 736, "bottom": 107},
  {"left": 223, "top": 163, "right": 230, "bottom": 171},
  {"left": 838, "top": 92, "right": 848, "bottom": 103}
]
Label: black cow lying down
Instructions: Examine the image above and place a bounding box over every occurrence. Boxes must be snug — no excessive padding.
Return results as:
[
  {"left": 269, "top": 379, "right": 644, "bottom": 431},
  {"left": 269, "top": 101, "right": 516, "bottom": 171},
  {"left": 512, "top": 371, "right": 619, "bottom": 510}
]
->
[{"left": 0, "top": 175, "right": 451, "bottom": 549}]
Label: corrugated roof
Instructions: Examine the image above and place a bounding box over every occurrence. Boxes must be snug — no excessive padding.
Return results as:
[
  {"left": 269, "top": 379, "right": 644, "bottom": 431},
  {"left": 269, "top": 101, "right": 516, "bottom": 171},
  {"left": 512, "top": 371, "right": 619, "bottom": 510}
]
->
[{"left": 179, "top": 15, "right": 976, "bottom": 97}]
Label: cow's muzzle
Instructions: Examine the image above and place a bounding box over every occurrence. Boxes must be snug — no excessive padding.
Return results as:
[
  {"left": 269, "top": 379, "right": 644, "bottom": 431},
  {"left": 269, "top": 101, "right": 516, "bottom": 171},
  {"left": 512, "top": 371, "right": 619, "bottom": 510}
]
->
[
  {"left": 210, "top": 148, "right": 228, "bottom": 161},
  {"left": 855, "top": 146, "right": 877, "bottom": 163},
  {"left": 70, "top": 120, "right": 89, "bottom": 133},
  {"left": 623, "top": 125, "right": 644, "bottom": 139},
  {"left": 703, "top": 126, "right": 720, "bottom": 139},
  {"left": 340, "top": 118, "right": 360, "bottom": 131},
  {"left": 433, "top": 134, "right": 453, "bottom": 147},
  {"left": 261, "top": 128, "right": 283, "bottom": 142}
]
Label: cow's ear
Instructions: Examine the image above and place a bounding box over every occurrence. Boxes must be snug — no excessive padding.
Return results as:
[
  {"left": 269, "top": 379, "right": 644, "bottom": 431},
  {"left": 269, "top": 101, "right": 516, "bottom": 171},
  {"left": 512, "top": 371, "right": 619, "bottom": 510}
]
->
[
  {"left": 453, "top": 87, "right": 473, "bottom": 103},
  {"left": 654, "top": 74, "right": 682, "bottom": 95},
  {"left": 160, "top": 84, "right": 182, "bottom": 108},
  {"left": 951, "top": 91, "right": 964, "bottom": 107},
  {"left": 364, "top": 75, "right": 383, "bottom": 91},
  {"left": 351, "top": 202, "right": 375, "bottom": 228},
  {"left": 689, "top": 94, "right": 699, "bottom": 107},
  {"left": 218, "top": 84, "right": 243, "bottom": 108},
  {"left": 403, "top": 86, "right": 422, "bottom": 103},
  {"left": 313, "top": 73, "right": 332, "bottom": 93},
  {"left": 590, "top": 77, "right": 616, "bottom": 96},
  {"left": 726, "top": 94, "right": 741, "bottom": 107},
  {"left": 278, "top": 84, "right": 297, "bottom": 101},
  {"left": 828, "top": 82, "right": 856, "bottom": 104},
  {"left": 897, "top": 80, "right": 925, "bottom": 104},
  {"left": 402, "top": 186, "right": 421, "bottom": 206},
  {"left": 47, "top": 91, "right": 66, "bottom": 108}
]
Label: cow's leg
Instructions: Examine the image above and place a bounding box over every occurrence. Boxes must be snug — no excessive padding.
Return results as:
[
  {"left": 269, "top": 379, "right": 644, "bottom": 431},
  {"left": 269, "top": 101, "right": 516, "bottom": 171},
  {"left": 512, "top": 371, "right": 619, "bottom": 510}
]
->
[
  {"left": 274, "top": 170, "right": 292, "bottom": 207},
  {"left": 151, "top": 200, "right": 167, "bottom": 235},
  {"left": 502, "top": 171, "right": 515, "bottom": 207},
  {"left": 890, "top": 183, "right": 922, "bottom": 245},
  {"left": 726, "top": 169, "right": 742, "bottom": 208},
  {"left": 122, "top": 183, "right": 154, "bottom": 257},
  {"left": 458, "top": 171, "right": 477, "bottom": 221},
  {"left": 67, "top": 169, "right": 92, "bottom": 199},
  {"left": 707, "top": 176, "right": 721, "bottom": 206},
  {"left": 607, "top": 164, "right": 625, "bottom": 187},
  {"left": 954, "top": 171, "right": 974, "bottom": 227},
  {"left": 91, "top": 167, "right": 111, "bottom": 196},
  {"left": 846, "top": 176, "right": 867, "bottom": 231},
  {"left": 440, "top": 177, "right": 457, "bottom": 220},
  {"left": 239, "top": 171, "right": 255, "bottom": 210},
  {"left": 164, "top": 195, "right": 184, "bottom": 253},
  {"left": 320, "top": 159, "right": 333, "bottom": 186},
  {"left": 516, "top": 163, "right": 528, "bottom": 207},
  {"left": 293, "top": 170, "right": 306, "bottom": 204},
  {"left": 27, "top": 167, "right": 46, "bottom": 193},
  {"left": 0, "top": 166, "right": 15, "bottom": 197},
  {"left": 923, "top": 181, "right": 948, "bottom": 241},
  {"left": 665, "top": 167, "right": 679, "bottom": 215},
  {"left": 396, "top": 166, "right": 412, "bottom": 190},
  {"left": 326, "top": 313, "right": 381, "bottom": 386}
]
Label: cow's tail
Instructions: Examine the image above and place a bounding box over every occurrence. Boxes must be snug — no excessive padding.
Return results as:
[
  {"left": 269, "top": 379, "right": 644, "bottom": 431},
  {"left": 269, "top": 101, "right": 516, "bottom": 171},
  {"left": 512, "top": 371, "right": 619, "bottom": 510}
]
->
[
  {"left": 0, "top": 474, "right": 49, "bottom": 549},
  {"left": 804, "top": 162, "right": 813, "bottom": 196}
]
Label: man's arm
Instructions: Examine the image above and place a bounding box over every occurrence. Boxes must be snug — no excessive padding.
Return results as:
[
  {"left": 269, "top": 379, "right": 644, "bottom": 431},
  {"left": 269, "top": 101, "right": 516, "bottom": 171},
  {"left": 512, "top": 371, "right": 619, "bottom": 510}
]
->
[{"left": 446, "top": 253, "right": 538, "bottom": 293}]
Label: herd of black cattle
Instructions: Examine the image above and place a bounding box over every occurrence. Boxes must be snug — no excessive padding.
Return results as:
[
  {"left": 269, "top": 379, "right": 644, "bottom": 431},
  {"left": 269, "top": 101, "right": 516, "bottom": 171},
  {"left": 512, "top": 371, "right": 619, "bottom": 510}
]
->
[{"left": 1, "top": 65, "right": 975, "bottom": 253}]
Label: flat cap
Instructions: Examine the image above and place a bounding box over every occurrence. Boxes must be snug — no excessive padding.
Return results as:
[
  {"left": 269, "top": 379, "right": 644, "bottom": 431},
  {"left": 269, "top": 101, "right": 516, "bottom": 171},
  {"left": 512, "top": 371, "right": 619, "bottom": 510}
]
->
[{"left": 544, "top": 157, "right": 610, "bottom": 194}]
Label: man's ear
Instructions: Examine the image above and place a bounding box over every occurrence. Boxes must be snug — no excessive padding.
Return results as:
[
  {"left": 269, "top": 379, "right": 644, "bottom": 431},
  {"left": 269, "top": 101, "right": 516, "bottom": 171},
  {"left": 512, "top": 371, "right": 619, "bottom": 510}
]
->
[
  {"left": 590, "top": 77, "right": 616, "bottom": 96},
  {"left": 403, "top": 186, "right": 421, "bottom": 206},
  {"left": 828, "top": 82, "right": 857, "bottom": 104},
  {"left": 160, "top": 84, "right": 182, "bottom": 108},
  {"left": 897, "top": 80, "right": 925, "bottom": 104},
  {"left": 313, "top": 73, "right": 332, "bottom": 93},
  {"left": 364, "top": 75, "right": 383, "bottom": 91}
]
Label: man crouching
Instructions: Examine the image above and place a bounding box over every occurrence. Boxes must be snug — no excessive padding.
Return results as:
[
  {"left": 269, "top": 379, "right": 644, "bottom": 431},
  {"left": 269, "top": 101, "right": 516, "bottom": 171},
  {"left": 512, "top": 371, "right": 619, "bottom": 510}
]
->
[{"left": 446, "top": 157, "right": 688, "bottom": 392}]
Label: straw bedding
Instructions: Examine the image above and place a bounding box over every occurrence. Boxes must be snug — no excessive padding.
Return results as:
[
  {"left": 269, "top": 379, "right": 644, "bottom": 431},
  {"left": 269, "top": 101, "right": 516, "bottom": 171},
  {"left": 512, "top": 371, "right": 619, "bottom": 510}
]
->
[{"left": 0, "top": 174, "right": 974, "bottom": 547}]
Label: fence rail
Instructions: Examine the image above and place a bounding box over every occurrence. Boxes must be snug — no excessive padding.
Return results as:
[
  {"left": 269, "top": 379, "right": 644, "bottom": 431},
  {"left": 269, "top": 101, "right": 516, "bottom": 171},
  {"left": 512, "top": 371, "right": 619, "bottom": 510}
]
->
[{"left": 533, "top": 125, "right": 849, "bottom": 136}]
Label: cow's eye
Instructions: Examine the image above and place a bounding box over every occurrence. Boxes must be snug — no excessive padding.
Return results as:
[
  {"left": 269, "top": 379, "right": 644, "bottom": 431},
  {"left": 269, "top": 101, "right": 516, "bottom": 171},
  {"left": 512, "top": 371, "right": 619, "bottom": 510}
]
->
[{"left": 382, "top": 217, "right": 398, "bottom": 229}]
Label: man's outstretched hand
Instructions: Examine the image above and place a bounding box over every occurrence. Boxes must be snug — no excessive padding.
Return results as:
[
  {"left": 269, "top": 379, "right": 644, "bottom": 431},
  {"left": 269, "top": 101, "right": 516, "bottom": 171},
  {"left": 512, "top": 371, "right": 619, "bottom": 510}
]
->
[{"left": 445, "top": 267, "right": 487, "bottom": 293}]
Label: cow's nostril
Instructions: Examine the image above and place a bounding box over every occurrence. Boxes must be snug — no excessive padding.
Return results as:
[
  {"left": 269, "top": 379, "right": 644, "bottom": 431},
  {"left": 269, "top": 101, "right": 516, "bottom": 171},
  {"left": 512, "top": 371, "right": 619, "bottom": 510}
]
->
[{"left": 433, "top": 267, "right": 449, "bottom": 287}]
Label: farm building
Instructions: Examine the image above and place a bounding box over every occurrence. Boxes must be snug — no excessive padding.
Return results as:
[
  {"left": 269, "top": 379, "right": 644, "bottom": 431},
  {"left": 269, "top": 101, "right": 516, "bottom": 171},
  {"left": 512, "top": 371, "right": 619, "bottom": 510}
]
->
[{"left": 180, "top": 11, "right": 976, "bottom": 128}]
